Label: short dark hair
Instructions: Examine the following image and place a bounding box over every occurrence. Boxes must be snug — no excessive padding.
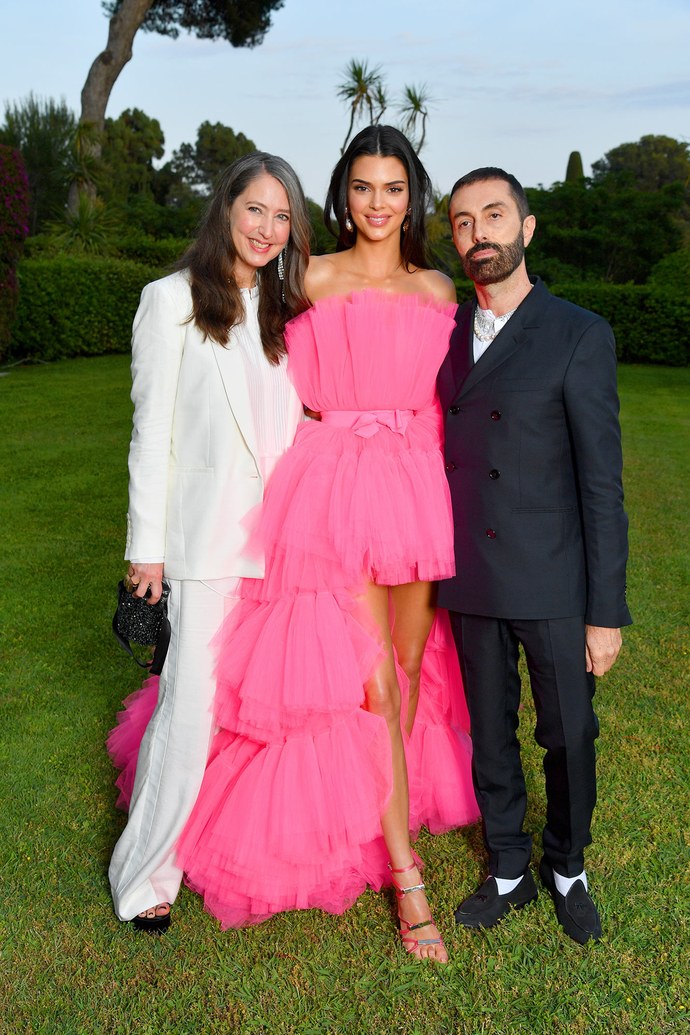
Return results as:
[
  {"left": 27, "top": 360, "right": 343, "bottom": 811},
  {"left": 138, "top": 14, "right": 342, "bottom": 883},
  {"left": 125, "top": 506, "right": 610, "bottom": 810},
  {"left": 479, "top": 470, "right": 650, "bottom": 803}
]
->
[
  {"left": 449, "top": 167, "right": 531, "bottom": 222},
  {"left": 324, "top": 125, "right": 432, "bottom": 269}
]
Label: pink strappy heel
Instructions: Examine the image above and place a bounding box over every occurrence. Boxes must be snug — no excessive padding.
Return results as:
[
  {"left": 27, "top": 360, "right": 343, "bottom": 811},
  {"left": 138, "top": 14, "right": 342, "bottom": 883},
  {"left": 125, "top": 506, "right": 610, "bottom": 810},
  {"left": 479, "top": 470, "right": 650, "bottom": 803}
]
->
[{"left": 389, "top": 862, "right": 448, "bottom": 963}]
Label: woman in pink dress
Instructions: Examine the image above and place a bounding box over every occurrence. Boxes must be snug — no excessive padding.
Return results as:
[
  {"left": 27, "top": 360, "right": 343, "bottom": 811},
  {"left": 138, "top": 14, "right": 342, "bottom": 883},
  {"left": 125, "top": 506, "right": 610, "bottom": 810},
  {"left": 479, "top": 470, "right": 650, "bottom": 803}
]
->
[{"left": 169, "top": 127, "right": 478, "bottom": 963}]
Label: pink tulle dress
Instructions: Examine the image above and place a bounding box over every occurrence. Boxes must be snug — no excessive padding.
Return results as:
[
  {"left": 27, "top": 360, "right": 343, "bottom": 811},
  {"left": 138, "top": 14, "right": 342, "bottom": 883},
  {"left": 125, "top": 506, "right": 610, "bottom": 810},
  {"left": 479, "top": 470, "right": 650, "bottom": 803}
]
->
[{"left": 108, "top": 290, "right": 478, "bottom": 928}]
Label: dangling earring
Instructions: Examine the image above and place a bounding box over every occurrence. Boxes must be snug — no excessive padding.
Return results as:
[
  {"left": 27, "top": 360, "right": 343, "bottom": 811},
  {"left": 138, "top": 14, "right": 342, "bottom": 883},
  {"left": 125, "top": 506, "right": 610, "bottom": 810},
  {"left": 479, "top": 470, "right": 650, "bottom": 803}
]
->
[
  {"left": 402, "top": 209, "right": 411, "bottom": 233},
  {"left": 277, "top": 249, "right": 286, "bottom": 302},
  {"left": 344, "top": 209, "right": 354, "bottom": 233}
]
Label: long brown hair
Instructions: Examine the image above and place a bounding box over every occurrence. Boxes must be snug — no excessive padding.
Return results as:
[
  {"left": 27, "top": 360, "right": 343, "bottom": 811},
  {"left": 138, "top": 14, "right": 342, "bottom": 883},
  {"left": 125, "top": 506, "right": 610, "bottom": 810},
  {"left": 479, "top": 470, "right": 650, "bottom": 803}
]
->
[
  {"left": 324, "top": 125, "right": 432, "bottom": 271},
  {"left": 178, "top": 153, "right": 311, "bottom": 364}
]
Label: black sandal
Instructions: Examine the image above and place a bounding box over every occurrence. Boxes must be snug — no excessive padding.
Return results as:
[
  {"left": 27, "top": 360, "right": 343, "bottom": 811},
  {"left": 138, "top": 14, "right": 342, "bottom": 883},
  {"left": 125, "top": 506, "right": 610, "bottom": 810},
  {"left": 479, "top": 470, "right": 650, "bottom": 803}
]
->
[{"left": 132, "top": 902, "right": 171, "bottom": 933}]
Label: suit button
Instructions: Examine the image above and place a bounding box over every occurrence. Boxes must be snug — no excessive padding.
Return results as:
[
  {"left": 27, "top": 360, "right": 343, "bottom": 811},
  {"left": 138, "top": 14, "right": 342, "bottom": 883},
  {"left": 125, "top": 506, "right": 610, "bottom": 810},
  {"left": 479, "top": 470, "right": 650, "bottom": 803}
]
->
[
  {"left": 449, "top": 405, "right": 461, "bottom": 415},
  {"left": 489, "top": 469, "right": 500, "bottom": 479},
  {"left": 490, "top": 410, "right": 502, "bottom": 421},
  {"left": 486, "top": 528, "right": 497, "bottom": 539},
  {"left": 445, "top": 461, "right": 457, "bottom": 473}
]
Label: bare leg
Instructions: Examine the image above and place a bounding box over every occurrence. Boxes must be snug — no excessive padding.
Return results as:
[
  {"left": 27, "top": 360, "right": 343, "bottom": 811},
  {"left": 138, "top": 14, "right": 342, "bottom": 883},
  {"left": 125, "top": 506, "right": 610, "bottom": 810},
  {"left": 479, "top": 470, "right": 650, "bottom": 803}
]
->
[
  {"left": 390, "top": 581, "right": 436, "bottom": 735},
  {"left": 363, "top": 583, "right": 447, "bottom": 963}
]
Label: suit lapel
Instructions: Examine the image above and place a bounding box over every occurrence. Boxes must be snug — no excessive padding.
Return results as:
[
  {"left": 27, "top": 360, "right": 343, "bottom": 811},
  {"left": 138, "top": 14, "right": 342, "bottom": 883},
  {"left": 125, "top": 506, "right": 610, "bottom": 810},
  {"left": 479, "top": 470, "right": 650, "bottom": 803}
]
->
[
  {"left": 210, "top": 343, "right": 260, "bottom": 467},
  {"left": 458, "top": 322, "right": 527, "bottom": 397},
  {"left": 457, "top": 278, "right": 547, "bottom": 398},
  {"left": 439, "top": 302, "right": 474, "bottom": 406},
  {"left": 451, "top": 303, "right": 475, "bottom": 396}
]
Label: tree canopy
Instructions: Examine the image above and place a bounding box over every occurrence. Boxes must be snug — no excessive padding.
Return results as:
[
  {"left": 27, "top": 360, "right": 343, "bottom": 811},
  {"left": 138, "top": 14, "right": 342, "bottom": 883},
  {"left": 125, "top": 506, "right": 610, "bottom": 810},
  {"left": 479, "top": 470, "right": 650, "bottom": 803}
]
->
[
  {"left": 169, "top": 121, "right": 256, "bottom": 196},
  {"left": 526, "top": 177, "right": 685, "bottom": 284},
  {"left": 103, "top": 0, "right": 283, "bottom": 44},
  {"left": 565, "top": 150, "right": 584, "bottom": 183},
  {"left": 0, "top": 95, "right": 76, "bottom": 233},
  {"left": 102, "top": 108, "right": 165, "bottom": 205},
  {"left": 72, "top": 0, "right": 283, "bottom": 210},
  {"left": 336, "top": 59, "right": 433, "bottom": 154},
  {"left": 592, "top": 134, "right": 690, "bottom": 191}
]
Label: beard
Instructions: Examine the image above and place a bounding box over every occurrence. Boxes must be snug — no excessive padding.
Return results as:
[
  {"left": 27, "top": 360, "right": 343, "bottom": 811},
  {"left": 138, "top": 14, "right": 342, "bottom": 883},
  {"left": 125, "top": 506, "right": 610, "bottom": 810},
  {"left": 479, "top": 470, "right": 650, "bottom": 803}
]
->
[{"left": 462, "top": 230, "right": 525, "bottom": 285}]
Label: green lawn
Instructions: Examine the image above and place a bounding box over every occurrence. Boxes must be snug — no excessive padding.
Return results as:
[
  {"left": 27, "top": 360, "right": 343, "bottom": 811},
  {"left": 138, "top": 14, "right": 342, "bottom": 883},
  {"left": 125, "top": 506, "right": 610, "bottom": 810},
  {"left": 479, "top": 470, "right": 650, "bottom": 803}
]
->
[{"left": 0, "top": 357, "right": 688, "bottom": 1035}]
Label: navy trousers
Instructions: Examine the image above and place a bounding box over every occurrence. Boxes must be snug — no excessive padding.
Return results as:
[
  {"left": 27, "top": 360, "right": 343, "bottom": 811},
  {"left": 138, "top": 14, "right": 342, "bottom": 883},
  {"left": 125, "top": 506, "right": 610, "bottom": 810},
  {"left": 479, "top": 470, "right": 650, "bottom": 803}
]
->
[{"left": 449, "top": 612, "right": 599, "bottom": 878}]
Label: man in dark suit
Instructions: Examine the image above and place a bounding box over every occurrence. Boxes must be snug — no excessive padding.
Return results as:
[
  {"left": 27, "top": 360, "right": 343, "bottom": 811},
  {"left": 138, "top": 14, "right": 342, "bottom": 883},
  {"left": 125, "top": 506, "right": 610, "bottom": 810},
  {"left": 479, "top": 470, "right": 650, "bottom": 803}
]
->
[{"left": 437, "top": 167, "right": 631, "bottom": 944}]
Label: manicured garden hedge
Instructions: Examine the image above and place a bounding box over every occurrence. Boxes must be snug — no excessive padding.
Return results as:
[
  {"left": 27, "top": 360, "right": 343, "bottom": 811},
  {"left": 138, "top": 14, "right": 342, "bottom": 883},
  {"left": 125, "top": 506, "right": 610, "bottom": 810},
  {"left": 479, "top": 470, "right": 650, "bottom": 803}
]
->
[
  {"left": 9, "top": 255, "right": 164, "bottom": 363},
  {"left": 454, "top": 277, "right": 689, "bottom": 366},
  {"left": 7, "top": 256, "right": 689, "bottom": 366},
  {"left": 551, "top": 282, "right": 689, "bottom": 366},
  {"left": 23, "top": 231, "right": 190, "bottom": 269}
]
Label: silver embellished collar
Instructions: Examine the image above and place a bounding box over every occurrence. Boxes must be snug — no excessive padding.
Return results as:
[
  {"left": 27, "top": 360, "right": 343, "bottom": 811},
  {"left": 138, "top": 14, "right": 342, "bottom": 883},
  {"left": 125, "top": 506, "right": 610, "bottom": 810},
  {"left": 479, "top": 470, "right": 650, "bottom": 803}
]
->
[{"left": 474, "top": 305, "right": 517, "bottom": 343}]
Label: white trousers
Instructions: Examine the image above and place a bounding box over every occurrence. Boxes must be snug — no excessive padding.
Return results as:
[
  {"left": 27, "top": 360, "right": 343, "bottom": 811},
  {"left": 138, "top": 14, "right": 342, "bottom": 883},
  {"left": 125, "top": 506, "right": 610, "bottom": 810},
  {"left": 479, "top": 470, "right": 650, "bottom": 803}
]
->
[{"left": 108, "top": 578, "right": 238, "bottom": 921}]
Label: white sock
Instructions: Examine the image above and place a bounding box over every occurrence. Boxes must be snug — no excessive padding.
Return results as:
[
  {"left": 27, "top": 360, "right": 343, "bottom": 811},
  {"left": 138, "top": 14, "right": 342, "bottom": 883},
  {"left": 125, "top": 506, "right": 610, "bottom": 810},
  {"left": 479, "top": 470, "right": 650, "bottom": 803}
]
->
[
  {"left": 495, "top": 874, "right": 524, "bottom": 895},
  {"left": 553, "top": 869, "right": 588, "bottom": 895}
]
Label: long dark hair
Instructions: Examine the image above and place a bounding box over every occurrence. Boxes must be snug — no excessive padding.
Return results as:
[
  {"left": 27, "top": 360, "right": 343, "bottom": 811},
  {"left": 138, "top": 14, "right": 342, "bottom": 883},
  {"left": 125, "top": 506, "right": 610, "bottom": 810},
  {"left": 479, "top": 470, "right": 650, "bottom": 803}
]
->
[
  {"left": 178, "top": 152, "right": 311, "bottom": 364},
  {"left": 324, "top": 125, "right": 432, "bottom": 270}
]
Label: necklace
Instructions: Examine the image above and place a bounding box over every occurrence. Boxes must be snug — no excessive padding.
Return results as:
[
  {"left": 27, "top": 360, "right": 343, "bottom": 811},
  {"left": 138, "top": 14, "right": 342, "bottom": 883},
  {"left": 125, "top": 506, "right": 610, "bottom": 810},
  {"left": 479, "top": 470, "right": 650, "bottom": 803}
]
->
[{"left": 473, "top": 306, "right": 517, "bottom": 343}]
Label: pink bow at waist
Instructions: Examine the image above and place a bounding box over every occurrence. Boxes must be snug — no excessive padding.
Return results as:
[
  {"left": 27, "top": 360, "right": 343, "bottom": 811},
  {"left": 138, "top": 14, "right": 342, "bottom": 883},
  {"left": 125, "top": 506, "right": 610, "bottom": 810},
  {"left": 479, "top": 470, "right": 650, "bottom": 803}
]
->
[{"left": 320, "top": 408, "right": 415, "bottom": 438}]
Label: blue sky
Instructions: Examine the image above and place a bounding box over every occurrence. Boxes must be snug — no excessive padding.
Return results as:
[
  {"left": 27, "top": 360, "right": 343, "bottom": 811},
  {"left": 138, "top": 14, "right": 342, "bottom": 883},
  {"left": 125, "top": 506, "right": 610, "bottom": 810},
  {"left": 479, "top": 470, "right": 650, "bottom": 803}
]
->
[{"left": 1, "top": 0, "right": 688, "bottom": 203}]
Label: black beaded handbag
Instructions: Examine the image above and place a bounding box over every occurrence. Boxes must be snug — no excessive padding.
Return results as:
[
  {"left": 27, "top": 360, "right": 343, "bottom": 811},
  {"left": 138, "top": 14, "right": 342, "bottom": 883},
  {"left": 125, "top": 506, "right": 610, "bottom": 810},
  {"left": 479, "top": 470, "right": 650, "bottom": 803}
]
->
[{"left": 112, "top": 579, "right": 171, "bottom": 675}]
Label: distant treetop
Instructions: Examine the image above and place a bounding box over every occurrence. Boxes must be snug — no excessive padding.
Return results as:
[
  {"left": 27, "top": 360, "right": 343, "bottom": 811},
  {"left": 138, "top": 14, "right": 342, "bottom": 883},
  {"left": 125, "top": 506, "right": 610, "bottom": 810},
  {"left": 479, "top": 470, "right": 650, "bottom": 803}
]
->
[{"left": 102, "top": 0, "right": 284, "bottom": 45}]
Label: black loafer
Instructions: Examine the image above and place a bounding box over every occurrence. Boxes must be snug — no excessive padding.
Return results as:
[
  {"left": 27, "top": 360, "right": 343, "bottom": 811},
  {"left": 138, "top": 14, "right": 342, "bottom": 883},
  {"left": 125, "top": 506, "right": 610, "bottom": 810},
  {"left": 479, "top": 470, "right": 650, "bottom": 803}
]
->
[
  {"left": 132, "top": 903, "right": 171, "bottom": 934},
  {"left": 455, "top": 871, "right": 538, "bottom": 929},
  {"left": 539, "top": 859, "right": 602, "bottom": 944}
]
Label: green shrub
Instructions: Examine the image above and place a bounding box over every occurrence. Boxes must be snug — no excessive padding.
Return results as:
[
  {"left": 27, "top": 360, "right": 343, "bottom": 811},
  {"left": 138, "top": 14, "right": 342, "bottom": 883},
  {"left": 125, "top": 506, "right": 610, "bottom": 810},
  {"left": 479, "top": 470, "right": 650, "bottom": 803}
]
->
[
  {"left": 112, "top": 232, "right": 190, "bottom": 267},
  {"left": 453, "top": 277, "right": 689, "bottom": 366},
  {"left": 452, "top": 278, "right": 475, "bottom": 305},
  {"left": 647, "top": 246, "right": 690, "bottom": 296},
  {"left": 551, "top": 282, "right": 689, "bottom": 366},
  {"left": 0, "top": 145, "right": 30, "bottom": 358},
  {"left": 9, "top": 255, "right": 163, "bottom": 362},
  {"left": 24, "top": 228, "right": 190, "bottom": 268},
  {"left": 10, "top": 257, "right": 688, "bottom": 368}
]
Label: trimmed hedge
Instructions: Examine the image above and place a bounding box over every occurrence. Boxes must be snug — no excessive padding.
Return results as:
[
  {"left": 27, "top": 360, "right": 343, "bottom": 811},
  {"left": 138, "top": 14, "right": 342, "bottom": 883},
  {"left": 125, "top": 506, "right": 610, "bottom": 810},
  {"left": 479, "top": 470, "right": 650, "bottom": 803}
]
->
[
  {"left": 550, "top": 282, "right": 689, "bottom": 366},
  {"left": 9, "top": 255, "right": 163, "bottom": 363},
  {"left": 8, "top": 256, "right": 689, "bottom": 366},
  {"left": 647, "top": 246, "right": 690, "bottom": 296},
  {"left": 22, "top": 231, "right": 189, "bottom": 268},
  {"left": 453, "top": 277, "right": 689, "bottom": 366}
]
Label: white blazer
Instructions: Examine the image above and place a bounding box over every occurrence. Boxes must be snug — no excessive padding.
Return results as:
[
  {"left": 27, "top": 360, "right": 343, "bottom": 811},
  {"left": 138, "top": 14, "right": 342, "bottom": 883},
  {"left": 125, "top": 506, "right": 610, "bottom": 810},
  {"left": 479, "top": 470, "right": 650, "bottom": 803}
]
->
[{"left": 125, "top": 270, "right": 303, "bottom": 580}]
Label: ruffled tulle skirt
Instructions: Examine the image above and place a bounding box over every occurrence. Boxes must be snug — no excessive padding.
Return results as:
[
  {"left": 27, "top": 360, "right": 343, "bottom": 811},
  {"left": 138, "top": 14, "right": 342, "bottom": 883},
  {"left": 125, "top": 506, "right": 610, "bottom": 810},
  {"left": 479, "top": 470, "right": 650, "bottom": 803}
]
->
[
  {"left": 109, "top": 416, "right": 479, "bottom": 928},
  {"left": 109, "top": 609, "right": 478, "bottom": 928}
]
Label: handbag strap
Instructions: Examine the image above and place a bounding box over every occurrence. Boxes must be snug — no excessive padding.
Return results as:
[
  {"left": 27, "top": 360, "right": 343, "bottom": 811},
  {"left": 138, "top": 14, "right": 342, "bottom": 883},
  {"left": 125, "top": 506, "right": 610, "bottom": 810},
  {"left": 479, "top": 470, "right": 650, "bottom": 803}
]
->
[
  {"left": 111, "top": 611, "right": 172, "bottom": 674},
  {"left": 149, "top": 616, "right": 172, "bottom": 676}
]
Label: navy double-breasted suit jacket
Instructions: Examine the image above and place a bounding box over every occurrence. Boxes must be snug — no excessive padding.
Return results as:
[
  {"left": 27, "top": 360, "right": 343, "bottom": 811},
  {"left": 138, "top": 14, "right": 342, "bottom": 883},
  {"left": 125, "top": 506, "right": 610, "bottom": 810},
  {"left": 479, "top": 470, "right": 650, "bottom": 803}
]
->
[{"left": 437, "top": 278, "right": 631, "bottom": 627}]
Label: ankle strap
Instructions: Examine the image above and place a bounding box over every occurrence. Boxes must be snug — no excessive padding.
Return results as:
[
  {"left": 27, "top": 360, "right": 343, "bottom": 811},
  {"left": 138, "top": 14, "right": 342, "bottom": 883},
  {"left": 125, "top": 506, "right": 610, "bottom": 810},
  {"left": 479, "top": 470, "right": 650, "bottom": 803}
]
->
[{"left": 388, "top": 861, "right": 418, "bottom": 875}]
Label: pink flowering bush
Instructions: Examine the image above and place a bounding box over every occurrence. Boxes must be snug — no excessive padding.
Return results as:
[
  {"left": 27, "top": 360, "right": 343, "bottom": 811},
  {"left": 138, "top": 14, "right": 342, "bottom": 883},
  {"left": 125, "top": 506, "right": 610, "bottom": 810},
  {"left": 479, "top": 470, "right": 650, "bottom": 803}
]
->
[{"left": 0, "top": 145, "right": 30, "bottom": 359}]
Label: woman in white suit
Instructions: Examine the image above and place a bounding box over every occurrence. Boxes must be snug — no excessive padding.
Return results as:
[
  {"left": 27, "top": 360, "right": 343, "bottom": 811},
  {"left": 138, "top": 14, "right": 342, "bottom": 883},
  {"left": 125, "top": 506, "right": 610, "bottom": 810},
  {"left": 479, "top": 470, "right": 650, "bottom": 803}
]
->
[{"left": 108, "top": 152, "right": 311, "bottom": 931}]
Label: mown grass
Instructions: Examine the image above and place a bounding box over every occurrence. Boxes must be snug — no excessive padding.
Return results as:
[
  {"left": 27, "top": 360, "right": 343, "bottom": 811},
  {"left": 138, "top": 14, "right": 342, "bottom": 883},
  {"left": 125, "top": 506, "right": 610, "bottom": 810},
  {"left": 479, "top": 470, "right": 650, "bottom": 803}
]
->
[{"left": 0, "top": 357, "right": 688, "bottom": 1035}]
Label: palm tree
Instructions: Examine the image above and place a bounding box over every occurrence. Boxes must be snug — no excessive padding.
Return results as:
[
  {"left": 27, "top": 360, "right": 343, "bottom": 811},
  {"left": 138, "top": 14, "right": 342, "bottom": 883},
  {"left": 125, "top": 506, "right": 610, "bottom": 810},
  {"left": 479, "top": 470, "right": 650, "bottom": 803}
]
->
[
  {"left": 68, "top": 119, "right": 102, "bottom": 199},
  {"left": 337, "top": 60, "right": 384, "bottom": 154},
  {"left": 371, "top": 81, "right": 388, "bottom": 125},
  {"left": 398, "top": 84, "right": 433, "bottom": 152}
]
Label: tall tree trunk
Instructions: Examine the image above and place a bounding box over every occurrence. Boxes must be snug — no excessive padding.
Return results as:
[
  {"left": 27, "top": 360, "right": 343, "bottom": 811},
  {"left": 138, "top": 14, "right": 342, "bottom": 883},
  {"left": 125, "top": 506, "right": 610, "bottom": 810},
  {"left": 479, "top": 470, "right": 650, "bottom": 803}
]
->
[
  {"left": 418, "top": 112, "right": 427, "bottom": 152},
  {"left": 341, "top": 105, "right": 357, "bottom": 156},
  {"left": 68, "top": 0, "right": 154, "bottom": 211}
]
